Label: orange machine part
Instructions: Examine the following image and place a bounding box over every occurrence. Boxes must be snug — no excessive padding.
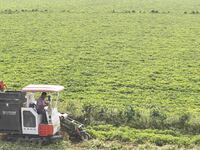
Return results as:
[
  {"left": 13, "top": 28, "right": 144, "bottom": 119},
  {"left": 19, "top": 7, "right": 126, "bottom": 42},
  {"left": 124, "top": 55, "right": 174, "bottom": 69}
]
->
[
  {"left": 0, "top": 81, "right": 7, "bottom": 91},
  {"left": 39, "top": 124, "right": 54, "bottom": 137}
]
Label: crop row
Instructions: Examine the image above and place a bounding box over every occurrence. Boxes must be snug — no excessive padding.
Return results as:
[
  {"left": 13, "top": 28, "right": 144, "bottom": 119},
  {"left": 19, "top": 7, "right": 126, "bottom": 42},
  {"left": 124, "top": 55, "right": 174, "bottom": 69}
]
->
[
  {"left": 0, "top": 9, "right": 48, "bottom": 14},
  {"left": 112, "top": 10, "right": 170, "bottom": 14},
  {"left": 87, "top": 125, "right": 200, "bottom": 146},
  {"left": 63, "top": 101, "right": 200, "bottom": 136},
  {"left": 1, "top": 9, "right": 200, "bottom": 15},
  {"left": 112, "top": 10, "right": 200, "bottom": 14}
]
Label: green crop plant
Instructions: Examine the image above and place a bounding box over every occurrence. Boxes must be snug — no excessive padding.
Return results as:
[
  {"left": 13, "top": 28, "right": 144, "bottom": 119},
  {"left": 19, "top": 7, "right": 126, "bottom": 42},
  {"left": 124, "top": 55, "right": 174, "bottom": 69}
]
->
[{"left": 0, "top": 0, "right": 200, "bottom": 149}]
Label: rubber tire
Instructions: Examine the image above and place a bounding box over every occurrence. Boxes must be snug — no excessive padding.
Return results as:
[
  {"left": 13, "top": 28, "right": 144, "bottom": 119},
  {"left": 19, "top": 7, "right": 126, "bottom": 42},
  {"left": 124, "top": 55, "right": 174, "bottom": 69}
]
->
[{"left": 80, "top": 131, "right": 90, "bottom": 141}]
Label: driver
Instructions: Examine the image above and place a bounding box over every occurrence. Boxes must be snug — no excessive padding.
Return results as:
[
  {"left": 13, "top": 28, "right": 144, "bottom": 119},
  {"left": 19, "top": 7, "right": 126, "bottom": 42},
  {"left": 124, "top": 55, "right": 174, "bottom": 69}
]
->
[{"left": 36, "top": 92, "right": 48, "bottom": 123}]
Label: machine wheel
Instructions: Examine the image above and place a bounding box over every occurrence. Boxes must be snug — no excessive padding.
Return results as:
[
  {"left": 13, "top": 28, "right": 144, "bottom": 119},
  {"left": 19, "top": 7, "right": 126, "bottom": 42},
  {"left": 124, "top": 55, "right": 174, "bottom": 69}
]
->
[
  {"left": 80, "top": 131, "right": 90, "bottom": 141},
  {"left": 6, "top": 135, "right": 17, "bottom": 142},
  {"left": 60, "top": 130, "right": 69, "bottom": 141},
  {"left": 38, "top": 138, "right": 46, "bottom": 146}
]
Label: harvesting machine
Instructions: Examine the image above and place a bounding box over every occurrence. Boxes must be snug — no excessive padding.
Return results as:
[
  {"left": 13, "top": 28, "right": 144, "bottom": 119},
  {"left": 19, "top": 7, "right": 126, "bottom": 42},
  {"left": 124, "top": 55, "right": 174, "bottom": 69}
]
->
[{"left": 0, "top": 82, "right": 90, "bottom": 144}]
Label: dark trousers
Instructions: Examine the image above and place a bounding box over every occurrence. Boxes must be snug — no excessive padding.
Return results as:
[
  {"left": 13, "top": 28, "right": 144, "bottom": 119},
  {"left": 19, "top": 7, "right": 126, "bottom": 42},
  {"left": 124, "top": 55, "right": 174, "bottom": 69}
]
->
[{"left": 37, "top": 109, "right": 48, "bottom": 124}]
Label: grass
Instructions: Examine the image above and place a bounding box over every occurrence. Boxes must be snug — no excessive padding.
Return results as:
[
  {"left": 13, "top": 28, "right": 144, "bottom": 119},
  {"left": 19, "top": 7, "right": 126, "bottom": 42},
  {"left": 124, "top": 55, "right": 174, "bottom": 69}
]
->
[
  {"left": 0, "top": 0, "right": 200, "bottom": 148},
  {"left": 1, "top": 139, "right": 198, "bottom": 150}
]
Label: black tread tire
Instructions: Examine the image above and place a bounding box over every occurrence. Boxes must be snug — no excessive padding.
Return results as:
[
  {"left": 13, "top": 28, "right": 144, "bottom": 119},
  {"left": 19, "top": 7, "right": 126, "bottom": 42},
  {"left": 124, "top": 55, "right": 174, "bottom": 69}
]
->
[{"left": 80, "top": 131, "right": 90, "bottom": 141}]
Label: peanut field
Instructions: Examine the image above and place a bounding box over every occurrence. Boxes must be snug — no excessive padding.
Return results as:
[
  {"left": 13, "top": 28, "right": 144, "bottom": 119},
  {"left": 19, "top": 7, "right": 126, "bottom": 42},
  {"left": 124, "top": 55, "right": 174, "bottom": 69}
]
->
[{"left": 0, "top": 0, "right": 200, "bottom": 149}]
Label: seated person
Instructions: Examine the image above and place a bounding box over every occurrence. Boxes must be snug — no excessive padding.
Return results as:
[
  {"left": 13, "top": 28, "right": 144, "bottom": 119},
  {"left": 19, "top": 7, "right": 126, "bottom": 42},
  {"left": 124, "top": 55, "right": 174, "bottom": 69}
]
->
[{"left": 36, "top": 92, "right": 48, "bottom": 123}]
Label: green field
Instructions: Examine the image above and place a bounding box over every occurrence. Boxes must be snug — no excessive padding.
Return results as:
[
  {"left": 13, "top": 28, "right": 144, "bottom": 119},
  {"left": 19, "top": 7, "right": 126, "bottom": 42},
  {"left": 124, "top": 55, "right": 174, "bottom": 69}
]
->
[{"left": 0, "top": 0, "right": 200, "bottom": 149}]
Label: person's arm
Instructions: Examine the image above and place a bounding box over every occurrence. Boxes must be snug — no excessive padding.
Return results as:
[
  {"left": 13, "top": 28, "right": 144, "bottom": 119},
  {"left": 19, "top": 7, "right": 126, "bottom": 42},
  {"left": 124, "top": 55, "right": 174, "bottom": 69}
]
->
[
  {"left": 43, "top": 99, "right": 49, "bottom": 106},
  {"left": 45, "top": 101, "right": 49, "bottom": 106}
]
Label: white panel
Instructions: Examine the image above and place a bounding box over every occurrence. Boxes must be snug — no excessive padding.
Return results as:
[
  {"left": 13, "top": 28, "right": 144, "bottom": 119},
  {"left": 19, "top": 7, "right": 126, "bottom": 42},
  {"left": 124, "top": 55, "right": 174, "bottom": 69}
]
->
[
  {"left": 47, "top": 108, "right": 61, "bottom": 134},
  {"left": 21, "top": 108, "right": 42, "bottom": 135}
]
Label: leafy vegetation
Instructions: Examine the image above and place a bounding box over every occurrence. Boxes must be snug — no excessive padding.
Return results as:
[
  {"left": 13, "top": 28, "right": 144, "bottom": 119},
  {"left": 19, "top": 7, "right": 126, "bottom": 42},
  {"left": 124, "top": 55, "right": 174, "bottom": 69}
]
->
[{"left": 0, "top": 0, "right": 200, "bottom": 148}]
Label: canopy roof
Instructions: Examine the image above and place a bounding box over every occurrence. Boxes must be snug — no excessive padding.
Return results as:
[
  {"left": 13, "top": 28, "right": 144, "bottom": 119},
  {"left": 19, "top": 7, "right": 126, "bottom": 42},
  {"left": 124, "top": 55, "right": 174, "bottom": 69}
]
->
[{"left": 21, "top": 84, "right": 64, "bottom": 92}]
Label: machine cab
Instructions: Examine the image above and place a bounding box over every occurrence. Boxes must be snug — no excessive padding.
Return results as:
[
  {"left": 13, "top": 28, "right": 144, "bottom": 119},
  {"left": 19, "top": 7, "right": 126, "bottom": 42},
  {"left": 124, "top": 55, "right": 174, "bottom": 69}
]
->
[{"left": 21, "top": 84, "right": 64, "bottom": 136}]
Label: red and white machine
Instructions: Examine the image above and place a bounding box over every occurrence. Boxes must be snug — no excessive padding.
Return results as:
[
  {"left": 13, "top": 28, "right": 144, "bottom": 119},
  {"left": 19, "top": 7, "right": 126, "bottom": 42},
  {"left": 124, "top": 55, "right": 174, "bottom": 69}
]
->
[
  {"left": 0, "top": 84, "right": 90, "bottom": 143},
  {"left": 21, "top": 84, "right": 64, "bottom": 137}
]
